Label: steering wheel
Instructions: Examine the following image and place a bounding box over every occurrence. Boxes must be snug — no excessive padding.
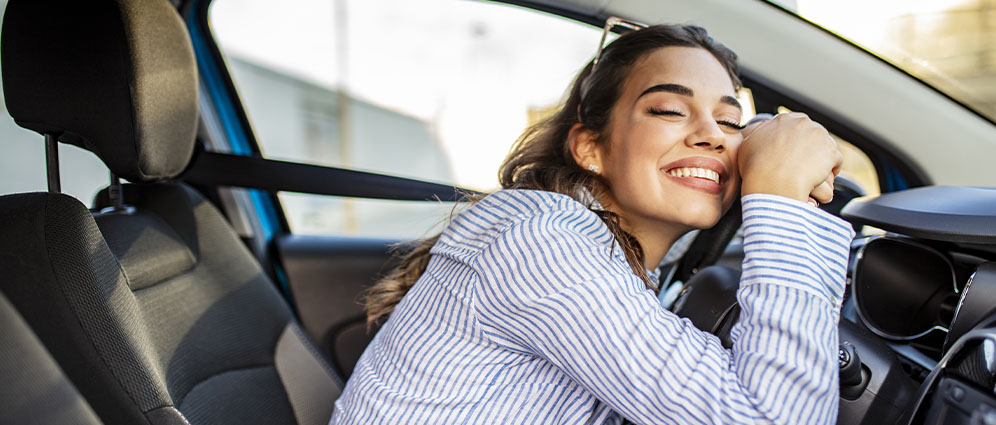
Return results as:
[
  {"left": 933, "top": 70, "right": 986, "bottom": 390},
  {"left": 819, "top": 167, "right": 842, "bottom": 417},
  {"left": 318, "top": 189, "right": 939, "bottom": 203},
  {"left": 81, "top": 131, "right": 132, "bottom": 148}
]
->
[{"left": 670, "top": 265, "right": 741, "bottom": 348}]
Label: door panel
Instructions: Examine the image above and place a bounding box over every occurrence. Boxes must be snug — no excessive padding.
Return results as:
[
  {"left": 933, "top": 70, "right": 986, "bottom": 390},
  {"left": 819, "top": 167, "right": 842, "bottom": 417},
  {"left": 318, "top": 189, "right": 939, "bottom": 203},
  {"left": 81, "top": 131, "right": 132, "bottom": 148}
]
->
[{"left": 276, "top": 235, "right": 400, "bottom": 378}]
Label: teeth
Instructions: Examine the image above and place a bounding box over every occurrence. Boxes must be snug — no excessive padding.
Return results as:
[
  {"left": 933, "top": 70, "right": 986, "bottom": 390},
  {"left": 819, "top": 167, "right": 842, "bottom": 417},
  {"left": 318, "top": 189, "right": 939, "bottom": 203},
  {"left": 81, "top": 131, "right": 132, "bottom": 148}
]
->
[{"left": 667, "top": 167, "right": 720, "bottom": 184}]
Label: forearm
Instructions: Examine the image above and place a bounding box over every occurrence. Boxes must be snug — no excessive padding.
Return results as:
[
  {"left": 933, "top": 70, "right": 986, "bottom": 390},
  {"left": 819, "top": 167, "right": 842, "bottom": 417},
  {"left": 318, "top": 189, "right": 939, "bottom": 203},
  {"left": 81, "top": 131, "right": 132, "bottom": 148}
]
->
[{"left": 729, "top": 193, "right": 855, "bottom": 424}]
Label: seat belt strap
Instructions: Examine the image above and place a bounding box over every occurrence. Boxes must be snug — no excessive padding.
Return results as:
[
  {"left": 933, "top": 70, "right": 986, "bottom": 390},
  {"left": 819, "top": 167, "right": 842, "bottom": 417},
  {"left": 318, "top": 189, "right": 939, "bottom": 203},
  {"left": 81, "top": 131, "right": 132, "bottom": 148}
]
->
[{"left": 179, "top": 150, "right": 475, "bottom": 202}]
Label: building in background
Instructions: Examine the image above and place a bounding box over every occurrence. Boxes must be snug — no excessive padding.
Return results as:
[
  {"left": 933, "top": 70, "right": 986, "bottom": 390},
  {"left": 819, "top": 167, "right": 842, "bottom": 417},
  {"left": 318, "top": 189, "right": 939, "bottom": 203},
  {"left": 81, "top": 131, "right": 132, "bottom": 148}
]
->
[{"left": 226, "top": 56, "right": 456, "bottom": 237}]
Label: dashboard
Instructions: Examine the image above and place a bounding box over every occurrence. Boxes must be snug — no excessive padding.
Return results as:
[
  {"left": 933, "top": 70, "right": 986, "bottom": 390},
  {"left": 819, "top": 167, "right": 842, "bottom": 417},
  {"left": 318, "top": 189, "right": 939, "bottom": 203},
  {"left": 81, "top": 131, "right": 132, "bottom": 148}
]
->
[{"left": 672, "top": 186, "right": 996, "bottom": 425}]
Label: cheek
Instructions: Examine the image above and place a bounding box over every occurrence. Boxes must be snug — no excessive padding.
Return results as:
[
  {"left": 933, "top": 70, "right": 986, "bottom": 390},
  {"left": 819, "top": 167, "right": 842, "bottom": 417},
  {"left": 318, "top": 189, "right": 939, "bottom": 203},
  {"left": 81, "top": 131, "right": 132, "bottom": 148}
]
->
[
  {"left": 726, "top": 135, "right": 744, "bottom": 176},
  {"left": 723, "top": 135, "right": 744, "bottom": 207},
  {"left": 721, "top": 182, "right": 740, "bottom": 212},
  {"left": 601, "top": 136, "right": 654, "bottom": 180},
  {"left": 727, "top": 133, "right": 744, "bottom": 158}
]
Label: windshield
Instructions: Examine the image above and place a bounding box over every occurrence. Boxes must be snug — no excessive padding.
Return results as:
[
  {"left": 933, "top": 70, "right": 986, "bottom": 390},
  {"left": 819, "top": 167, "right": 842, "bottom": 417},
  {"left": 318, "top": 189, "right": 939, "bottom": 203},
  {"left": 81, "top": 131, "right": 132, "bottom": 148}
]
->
[{"left": 778, "top": 0, "right": 996, "bottom": 122}]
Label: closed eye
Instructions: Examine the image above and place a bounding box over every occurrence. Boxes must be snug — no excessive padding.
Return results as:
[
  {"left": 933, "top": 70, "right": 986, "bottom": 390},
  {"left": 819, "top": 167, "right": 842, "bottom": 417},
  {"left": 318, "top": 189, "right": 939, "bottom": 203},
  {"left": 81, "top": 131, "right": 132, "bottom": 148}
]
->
[
  {"left": 647, "top": 106, "right": 684, "bottom": 117},
  {"left": 649, "top": 107, "right": 744, "bottom": 130},
  {"left": 718, "top": 120, "right": 745, "bottom": 131}
]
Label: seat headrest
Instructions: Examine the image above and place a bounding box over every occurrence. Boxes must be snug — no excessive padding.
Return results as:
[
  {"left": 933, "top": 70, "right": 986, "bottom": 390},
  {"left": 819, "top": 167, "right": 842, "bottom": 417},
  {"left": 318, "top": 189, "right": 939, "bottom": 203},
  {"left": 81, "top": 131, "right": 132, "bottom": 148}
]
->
[{"left": 1, "top": 0, "right": 198, "bottom": 182}]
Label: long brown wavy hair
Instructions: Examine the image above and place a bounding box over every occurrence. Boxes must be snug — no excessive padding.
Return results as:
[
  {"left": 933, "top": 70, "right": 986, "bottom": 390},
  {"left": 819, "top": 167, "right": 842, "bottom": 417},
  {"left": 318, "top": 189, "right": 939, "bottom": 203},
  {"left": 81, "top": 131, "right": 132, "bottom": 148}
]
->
[{"left": 365, "top": 24, "right": 741, "bottom": 326}]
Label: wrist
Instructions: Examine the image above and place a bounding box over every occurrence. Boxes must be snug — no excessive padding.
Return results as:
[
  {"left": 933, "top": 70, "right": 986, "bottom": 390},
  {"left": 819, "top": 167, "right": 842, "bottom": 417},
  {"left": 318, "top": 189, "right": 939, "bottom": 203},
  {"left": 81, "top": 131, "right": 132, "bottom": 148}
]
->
[{"left": 741, "top": 179, "right": 809, "bottom": 203}]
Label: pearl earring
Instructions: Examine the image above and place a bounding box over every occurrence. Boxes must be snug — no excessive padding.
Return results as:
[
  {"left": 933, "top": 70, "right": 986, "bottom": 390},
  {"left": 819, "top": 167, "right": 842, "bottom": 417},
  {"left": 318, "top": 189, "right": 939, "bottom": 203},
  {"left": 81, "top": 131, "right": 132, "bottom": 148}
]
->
[{"left": 587, "top": 164, "right": 600, "bottom": 173}]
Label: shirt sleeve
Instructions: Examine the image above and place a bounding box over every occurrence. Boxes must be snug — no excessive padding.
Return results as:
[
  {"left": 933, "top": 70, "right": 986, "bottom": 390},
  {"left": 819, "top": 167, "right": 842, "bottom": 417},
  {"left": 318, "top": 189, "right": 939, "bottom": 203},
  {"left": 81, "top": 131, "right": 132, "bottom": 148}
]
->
[{"left": 471, "top": 194, "right": 855, "bottom": 425}]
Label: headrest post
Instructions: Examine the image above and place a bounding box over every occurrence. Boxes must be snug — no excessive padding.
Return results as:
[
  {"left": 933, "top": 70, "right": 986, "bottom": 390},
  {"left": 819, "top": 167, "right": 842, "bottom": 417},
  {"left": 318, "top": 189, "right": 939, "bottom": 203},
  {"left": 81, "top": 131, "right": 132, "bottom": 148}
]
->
[
  {"left": 109, "top": 172, "right": 123, "bottom": 209},
  {"left": 98, "top": 172, "right": 135, "bottom": 215},
  {"left": 45, "top": 134, "right": 61, "bottom": 193}
]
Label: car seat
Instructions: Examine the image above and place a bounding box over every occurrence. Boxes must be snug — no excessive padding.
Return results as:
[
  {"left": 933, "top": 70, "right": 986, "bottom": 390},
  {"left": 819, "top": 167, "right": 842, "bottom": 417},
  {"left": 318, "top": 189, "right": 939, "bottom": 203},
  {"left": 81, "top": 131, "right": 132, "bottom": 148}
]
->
[
  {"left": 0, "top": 291, "right": 103, "bottom": 425},
  {"left": 0, "top": 0, "right": 342, "bottom": 424}
]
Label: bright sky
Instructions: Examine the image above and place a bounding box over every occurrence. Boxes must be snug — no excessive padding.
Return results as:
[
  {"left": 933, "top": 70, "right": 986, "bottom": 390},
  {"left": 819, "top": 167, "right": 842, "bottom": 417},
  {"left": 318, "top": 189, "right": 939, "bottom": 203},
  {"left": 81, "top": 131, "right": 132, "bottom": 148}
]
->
[
  {"left": 796, "top": 0, "right": 968, "bottom": 51},
  {"left": 795, "top": 0, "right": 980, "bottom": 102},
  {"left": 210, "top": 0, "right": 603, "bottom": 190}
]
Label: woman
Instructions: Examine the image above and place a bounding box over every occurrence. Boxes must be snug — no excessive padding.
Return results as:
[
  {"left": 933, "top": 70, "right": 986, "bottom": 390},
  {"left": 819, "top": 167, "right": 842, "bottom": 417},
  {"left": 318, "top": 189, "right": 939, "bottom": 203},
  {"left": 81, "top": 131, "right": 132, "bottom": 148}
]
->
[{"left": 332, "top": 24, "right": 852, "bottom": 425}]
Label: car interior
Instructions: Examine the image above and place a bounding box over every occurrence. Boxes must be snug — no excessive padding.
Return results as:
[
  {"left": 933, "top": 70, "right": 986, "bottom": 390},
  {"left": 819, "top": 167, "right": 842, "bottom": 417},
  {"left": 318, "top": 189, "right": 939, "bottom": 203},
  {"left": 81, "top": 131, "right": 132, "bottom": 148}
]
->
[
  {"left": 0, "top": 0, "right": 995, "bottom": 424},
  {"left": 0, "top": 0, "right": 342, "bottom": 424}
]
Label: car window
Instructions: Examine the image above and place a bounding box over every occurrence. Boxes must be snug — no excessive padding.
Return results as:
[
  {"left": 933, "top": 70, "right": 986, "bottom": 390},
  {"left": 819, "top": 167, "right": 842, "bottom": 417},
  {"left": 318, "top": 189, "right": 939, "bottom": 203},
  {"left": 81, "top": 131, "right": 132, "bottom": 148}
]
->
[
  {"left": 209, "top": 0, "right": 608, "bottom": 237},
  {"left": 781, "top": 0, "right": 996, "bottom": 123},
  {"left": 0, "top": 0, "right": 110, "bottom": 204}
]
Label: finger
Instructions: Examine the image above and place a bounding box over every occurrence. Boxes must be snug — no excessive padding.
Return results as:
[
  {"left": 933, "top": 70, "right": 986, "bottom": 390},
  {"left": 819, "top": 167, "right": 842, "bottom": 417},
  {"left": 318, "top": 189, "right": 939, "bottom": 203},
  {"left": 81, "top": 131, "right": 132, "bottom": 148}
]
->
[
  {"left": 819, "top": 173, "right": 835, "bottom": 192},
  {"left": 810, "top": 179, "right": 835, "bottom": 205},
  {"left": 830, "top": 142, "right": 844, "bottom": 177}
]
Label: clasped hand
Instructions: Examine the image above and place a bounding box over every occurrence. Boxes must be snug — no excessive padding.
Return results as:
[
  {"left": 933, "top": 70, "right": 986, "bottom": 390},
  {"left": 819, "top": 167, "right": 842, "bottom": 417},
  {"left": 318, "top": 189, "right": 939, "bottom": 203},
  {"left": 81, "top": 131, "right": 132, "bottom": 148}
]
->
[{"left": 739, "top": 112, "right": 843, "bottom": 207}]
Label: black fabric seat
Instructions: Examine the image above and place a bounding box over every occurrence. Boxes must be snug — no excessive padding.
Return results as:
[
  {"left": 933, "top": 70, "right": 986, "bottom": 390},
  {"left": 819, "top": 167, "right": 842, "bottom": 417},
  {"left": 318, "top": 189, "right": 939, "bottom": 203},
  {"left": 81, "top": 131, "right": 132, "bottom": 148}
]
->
[
  {"left": 0, "top": 291, "right": 103, "bottom": 425},
  {"left": 0, "top": 0, "right": 342, "bottom": 424}
]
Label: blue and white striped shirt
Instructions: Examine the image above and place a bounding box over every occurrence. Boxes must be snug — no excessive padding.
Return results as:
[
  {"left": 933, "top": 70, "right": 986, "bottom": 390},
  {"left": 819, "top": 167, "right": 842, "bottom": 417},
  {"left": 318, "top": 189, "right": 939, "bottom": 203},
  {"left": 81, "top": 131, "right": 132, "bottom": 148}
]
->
[{"left": 331, "top": 189, "right": 854, "bottom": 425}]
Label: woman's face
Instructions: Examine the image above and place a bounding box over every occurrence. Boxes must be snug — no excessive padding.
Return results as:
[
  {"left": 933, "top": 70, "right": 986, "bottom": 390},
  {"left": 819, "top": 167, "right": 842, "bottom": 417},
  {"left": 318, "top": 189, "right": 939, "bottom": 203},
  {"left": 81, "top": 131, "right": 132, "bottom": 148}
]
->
[{"left": 595, "top": 47, "right": 743, "bottom": 235}]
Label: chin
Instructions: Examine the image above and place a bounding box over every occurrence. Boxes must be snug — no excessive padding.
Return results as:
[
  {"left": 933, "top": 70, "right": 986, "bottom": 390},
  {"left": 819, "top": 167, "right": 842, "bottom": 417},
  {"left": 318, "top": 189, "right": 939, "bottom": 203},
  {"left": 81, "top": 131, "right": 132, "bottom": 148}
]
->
[
  {"left": 677, "top": 190, "right": 736, "bottom": 229},
  {"left": 676, "top": 206, "right": 724, "bottom": 230},
  {"left": 688, "top": 216, "right": 723, "bottom": 230}
]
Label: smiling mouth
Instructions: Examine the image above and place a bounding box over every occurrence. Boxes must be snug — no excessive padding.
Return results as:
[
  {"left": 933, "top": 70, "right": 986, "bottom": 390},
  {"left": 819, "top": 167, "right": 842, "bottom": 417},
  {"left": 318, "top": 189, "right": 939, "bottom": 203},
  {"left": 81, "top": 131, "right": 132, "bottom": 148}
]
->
[{"left": 665, "top": 167, "right": 720, "bottom": 184}]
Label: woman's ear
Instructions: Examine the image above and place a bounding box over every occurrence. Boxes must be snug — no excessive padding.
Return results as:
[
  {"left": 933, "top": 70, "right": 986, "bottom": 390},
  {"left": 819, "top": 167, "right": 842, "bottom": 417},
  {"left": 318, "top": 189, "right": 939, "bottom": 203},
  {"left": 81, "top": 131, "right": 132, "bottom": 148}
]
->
[{"left": 568, "top": 123, "right": 603, "bottom": 172}]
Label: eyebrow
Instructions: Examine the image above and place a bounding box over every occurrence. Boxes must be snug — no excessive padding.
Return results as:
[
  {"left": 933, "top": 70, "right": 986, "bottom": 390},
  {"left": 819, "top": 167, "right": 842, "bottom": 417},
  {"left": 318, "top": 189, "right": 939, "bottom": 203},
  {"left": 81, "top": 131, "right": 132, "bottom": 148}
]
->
[{"left": 638, "top": 83, "right": 742, "bottom": 111}]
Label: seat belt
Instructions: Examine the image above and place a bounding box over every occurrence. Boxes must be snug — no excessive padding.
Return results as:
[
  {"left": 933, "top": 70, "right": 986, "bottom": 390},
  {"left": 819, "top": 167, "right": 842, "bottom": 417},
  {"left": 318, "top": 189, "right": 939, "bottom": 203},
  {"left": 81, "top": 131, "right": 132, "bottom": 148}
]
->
[
  {"left": 179, "top": 150, "right": 476, "bottom": 202},
  {"left": 181, "top": 149, "right": 742, "bottom": 281}
]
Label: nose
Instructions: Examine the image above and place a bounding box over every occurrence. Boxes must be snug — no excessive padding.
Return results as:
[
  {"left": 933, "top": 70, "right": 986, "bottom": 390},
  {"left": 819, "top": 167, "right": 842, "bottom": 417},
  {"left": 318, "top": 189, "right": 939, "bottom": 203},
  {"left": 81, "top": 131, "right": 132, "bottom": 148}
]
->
[{"left": 684, "top": 114, "right": 726, "bottom": 152}]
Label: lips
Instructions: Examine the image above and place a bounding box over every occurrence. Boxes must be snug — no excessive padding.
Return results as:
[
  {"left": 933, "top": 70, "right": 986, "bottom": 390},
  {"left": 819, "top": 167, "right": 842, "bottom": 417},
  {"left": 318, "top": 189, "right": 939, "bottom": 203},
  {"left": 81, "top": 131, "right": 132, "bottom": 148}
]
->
[{"left": 661, "top": 156, "right": 729, "bottom": 195}]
